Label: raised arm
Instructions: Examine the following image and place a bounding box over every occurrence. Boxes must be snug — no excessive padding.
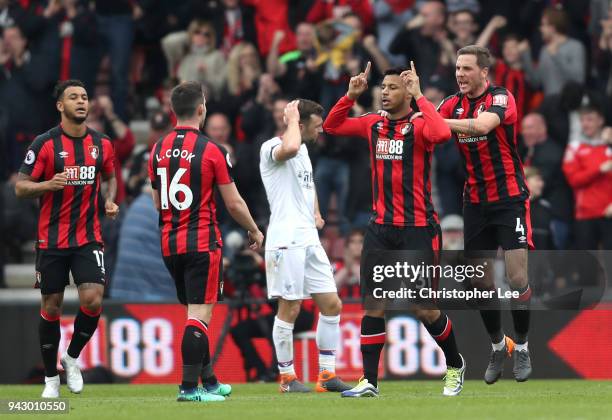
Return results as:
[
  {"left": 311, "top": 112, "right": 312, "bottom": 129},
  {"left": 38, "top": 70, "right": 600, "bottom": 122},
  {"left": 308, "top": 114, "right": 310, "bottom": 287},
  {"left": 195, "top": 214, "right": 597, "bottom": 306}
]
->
[
  {"left": 401, "top": 61, "right": 451, "bottom": 143},
  {"left": 476, "top": 15, "right": 507, "bottom": 48},
  {"left": 266, "top": 30, "right": 287, "bottom": 77},
  {"left": 323, "top": 61, "right": 371, "bottom": 137},
  {"left": 273, "top": 100, "right": 302, "bottom": 161}
]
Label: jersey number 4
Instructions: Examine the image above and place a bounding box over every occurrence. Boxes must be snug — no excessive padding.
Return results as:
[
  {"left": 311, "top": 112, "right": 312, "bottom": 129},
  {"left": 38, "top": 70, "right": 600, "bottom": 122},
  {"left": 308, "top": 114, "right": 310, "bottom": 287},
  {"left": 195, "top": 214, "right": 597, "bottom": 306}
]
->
[{"left": 156, "top": 167, "right": 193, "bottom": 210}]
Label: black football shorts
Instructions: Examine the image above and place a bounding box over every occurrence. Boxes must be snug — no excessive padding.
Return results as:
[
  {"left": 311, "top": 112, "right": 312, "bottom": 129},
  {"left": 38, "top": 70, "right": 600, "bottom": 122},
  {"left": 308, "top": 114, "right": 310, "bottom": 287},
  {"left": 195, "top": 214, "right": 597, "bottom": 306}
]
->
[
  {"left": 35, "top": 242, "right": 106, "bottom": 295},
  {"left": 463, "top": 198, "right": 533, "bottom": 255},
  {"left": 163, "top": 249, "right": 223, "bottom": 305}
]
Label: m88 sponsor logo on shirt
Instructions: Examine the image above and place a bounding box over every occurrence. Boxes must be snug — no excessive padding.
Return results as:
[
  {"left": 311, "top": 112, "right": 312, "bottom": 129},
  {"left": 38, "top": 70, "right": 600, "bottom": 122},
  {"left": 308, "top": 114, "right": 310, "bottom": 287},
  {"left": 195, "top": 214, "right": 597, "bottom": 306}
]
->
[
  {"left": 376, "top": 138, "right": 404, "bottom": 160},
  {"left": 456, "top": 132, "right": 488, "bottom": 144},
  {"left": 65, "top": 165, "right": 96, "bottom": 185}
]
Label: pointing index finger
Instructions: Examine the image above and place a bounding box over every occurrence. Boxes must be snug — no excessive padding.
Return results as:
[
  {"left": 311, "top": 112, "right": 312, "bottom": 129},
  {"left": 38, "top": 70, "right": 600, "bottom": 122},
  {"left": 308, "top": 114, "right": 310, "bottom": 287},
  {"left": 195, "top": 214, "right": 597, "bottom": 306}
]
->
[
  {"left": 410, "top": 60, "right": 416, "bottom": 73},
  {"left": 364, "top": 61, "right": 371, "bottom": 78}
]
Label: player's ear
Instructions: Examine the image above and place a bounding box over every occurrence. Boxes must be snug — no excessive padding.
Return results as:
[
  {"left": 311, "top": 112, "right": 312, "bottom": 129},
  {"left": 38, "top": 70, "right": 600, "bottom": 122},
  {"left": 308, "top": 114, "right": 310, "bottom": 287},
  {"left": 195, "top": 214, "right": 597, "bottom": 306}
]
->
[
  {"left": 481, "top": 66, "right": 489, "bottom": 79},
  {"left": 56, "top": 101, "right": 63, "bottom": 113}
]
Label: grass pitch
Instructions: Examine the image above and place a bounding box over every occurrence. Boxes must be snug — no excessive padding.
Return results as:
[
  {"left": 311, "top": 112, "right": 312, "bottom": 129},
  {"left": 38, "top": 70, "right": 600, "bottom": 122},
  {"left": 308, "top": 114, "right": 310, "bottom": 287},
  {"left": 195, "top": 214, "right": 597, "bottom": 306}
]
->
[{"left": 1, "top": 380, "right": 611, "bottom": 419}]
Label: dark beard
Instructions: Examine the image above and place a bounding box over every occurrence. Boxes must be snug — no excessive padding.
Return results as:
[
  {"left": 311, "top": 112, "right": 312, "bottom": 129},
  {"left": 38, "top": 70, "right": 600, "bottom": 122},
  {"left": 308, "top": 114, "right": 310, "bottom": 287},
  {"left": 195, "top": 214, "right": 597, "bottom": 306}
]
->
[{"left": 65, "top": 109, "right": 88, "bottom": 124}]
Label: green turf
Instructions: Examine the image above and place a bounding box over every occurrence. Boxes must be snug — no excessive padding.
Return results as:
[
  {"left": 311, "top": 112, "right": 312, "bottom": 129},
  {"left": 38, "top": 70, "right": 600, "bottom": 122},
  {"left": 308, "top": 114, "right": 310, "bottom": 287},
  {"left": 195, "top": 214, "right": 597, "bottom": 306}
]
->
[{"left": 1, "top": 380, "right": 611, "bottom": 419}]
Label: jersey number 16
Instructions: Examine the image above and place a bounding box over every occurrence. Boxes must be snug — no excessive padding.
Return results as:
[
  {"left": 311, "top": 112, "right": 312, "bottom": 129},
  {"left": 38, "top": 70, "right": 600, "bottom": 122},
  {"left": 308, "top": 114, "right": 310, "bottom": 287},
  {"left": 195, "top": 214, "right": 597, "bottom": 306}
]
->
[{"left": 156, "top": 167, "right": 193, "bottom": 210}]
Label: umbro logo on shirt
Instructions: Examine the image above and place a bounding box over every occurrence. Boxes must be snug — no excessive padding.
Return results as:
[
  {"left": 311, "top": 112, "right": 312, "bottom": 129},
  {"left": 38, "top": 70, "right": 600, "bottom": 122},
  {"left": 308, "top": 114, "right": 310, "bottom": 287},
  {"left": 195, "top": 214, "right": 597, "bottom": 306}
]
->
[{"left": 59, "top": 151, "right": 69, "bottom": 159}]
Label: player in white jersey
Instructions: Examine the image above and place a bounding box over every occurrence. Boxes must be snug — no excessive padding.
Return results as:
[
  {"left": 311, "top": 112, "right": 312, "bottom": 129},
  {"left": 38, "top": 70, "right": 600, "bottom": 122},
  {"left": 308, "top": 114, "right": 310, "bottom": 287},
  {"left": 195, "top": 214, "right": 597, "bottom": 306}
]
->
[{"left": 260, "top": 100, "right": 351, "bottom": 393}]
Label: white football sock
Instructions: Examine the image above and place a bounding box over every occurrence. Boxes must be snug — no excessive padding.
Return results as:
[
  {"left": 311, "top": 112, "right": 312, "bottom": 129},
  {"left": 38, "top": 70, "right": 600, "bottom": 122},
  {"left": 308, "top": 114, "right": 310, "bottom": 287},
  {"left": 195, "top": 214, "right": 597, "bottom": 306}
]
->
[
  {"left": 316, "top": 314, "right": 340, "bottom": 372},
  {"left": 273, "top": 316, "right": 295, "bottom": 375},
  {"left": 515, "top": 342, "right": 528, "bottom": 352},
  {"left": 492, "top": 336, "right": 506, "bottom": 351}
]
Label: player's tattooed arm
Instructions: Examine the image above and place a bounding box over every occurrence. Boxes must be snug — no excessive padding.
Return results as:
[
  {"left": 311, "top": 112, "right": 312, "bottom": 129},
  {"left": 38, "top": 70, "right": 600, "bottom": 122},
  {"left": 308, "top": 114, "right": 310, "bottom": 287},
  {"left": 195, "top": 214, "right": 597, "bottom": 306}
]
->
[
  {"left": 102, "top": 173, "right": 119, "bottom": 219},
  {"left": 444, "top": 112, "right": 501, "bottom": 136},
  {"left": 15, "top": 172, "right": 67, "bottom": 198}
]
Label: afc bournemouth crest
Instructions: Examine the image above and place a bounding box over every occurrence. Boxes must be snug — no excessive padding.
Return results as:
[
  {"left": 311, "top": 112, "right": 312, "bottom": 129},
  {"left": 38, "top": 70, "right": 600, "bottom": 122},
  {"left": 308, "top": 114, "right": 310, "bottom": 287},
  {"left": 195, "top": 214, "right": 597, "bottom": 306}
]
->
[
  {"left": 400, "top": 123, "right": 413, "bottom": 135},
  {"left": 88, "top": 145, "right": 99, "bottom": 160},
  {"left": 476, "top": 103, "right": 486, "bottom": 116}
]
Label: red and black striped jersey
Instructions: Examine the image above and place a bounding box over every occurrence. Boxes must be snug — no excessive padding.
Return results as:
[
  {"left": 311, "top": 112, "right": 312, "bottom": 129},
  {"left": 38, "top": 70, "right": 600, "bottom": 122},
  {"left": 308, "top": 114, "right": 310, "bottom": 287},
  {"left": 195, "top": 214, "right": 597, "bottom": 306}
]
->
[
  {"left": 494, "top": 62, "right": 530, "bottom": 128},
  {"left": 19, "top": 126, "right": 115, "bottom": 249},
  {"left": 324, "top": 95, "right": 451, "bottom": 227},
  {"left": 438, "top": 84, "right": 529, "bottom": 204},
  {"left": 148, "top": 127, "right": 234, "bottom": 257}
]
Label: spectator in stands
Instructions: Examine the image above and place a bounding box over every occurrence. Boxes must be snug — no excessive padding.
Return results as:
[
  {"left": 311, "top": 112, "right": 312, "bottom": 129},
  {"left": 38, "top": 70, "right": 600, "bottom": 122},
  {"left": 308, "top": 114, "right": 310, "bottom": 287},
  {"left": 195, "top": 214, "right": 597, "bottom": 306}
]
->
[
  {"left": 344, "top": 13, "right": 391, "bottom": 83},
  {"left": 242, "top": 0, "right": 295, "bottom": 57},
  {"left": 267, "top": 23, "right": 322, "bottom": 101},
  {"left": 448, "top": 8, "right": 479, "bottom": 49},
  {"left": 0, "top": 25, "right": 57, "bottom": 173},
  {"left": 537, "top": 81, "right": 581, "bottom": 147},
  {"left": 93, "top": 0, "right": 140, "bottom": 121},
  {"left": 315, "top": 131, "right": 352, "bottom": 236},
  {"left": 227, "top": 42, "right": 261, "bottom": 102},
  {"left": 440, "top": 214, "right": 464, "bottom": 250},
  {"left": 174, "top": 20, "right": 227, "bottom": 100},
  {"left": 191, "top": 0, "right": 257, "bottom": 57},
  {"left": 521, "top": 113, "right": 573, "bottom": 249},
  {"left": 87, "top": 95, "right": 135, "bottom": 206},
  {"left": 476, "top": 16, "right": 531, "bottom": 124},
  {"left": 372, "top": 0, "right": 416, "bottom": 67},
  {"left": 50, "top": 0, "right": 97, "bottom": 87},
  {"left": 0, "top": 0, "right": 20, "bottom": 33},
  {"left": 520, "top": 7, "right": 586, "bottom": 97},
  {"left": 596, "top": 4, "right": 612, "bottom": 96},
  {"left": 307, "top": 0, "right": 374, "bottom": 32},
  {"left": 312, "top": 17, "right": 358, "bottom": 110},
  {"left": 110, "top": 182, "right": 176, "bottom": 301},
  {"left": 562, "top": 105, "right": 612, "bottom": 249},
  {"left": 389, "top": 0, "right": 453, "bottom": 88},
  {"left": 344, "top": 100, "right": 372, "bottom": 230},
  {"left": 126, "top": 110, "right": 172, "bottom": 200},
  {"left": 334, "top": 228, "right": 364, "bottom": 299},
  {"left": 240, "top": 76, "right": 285, "bottom": 143},
  {"left": 524, "top": 167, "right": 555, "bottom": 250}
]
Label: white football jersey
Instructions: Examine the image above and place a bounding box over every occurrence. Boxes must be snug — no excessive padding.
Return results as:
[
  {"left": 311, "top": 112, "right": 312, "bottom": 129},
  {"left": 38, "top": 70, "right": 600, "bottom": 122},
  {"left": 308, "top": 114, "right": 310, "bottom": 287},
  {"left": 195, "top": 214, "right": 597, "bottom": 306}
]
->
[{"left": 260, "top": 137, "right": 319, "bottom": 250}]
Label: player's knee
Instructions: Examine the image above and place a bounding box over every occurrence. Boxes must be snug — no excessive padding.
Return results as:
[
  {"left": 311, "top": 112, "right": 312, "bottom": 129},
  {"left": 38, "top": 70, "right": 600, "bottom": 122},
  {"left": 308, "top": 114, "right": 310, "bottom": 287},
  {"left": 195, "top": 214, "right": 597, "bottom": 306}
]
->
[
  {"left": 278, "top": 300, "right": 301, "bottom": 322},
  {"left": 287, "top": 304, "right": 301, "bottom": 320},
  {"left": 321, "top": 297, "right": 342, "bottom": 316},
  {"left": 507, "top": 270, "right": 528, "bottom": 288},
  {"left": 41, "top": 296, "right": 62, "bottom": 317},
  {"left": 42, "top": 303, "right": 62, "bottom": 318},
  {"left": 82, "top": 296, "right": 102, "bottom": 314},
  {"left": 187, "top": 304, "right": 213, "bottom": 324}
]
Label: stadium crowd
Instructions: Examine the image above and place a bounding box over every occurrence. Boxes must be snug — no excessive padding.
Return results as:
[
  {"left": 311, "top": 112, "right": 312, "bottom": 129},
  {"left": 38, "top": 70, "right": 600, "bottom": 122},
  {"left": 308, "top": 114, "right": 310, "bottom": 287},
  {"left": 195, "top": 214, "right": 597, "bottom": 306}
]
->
[{"left": 0, "top": 0, "right": 611, "bottom": 305}]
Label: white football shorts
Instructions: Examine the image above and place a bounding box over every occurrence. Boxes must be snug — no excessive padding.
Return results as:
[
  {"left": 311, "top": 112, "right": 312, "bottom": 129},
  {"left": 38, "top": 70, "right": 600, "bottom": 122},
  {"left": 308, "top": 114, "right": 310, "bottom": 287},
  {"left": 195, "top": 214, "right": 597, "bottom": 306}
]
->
[{"left": 265, "top": 244, "right": 337, "bottom": 300}]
